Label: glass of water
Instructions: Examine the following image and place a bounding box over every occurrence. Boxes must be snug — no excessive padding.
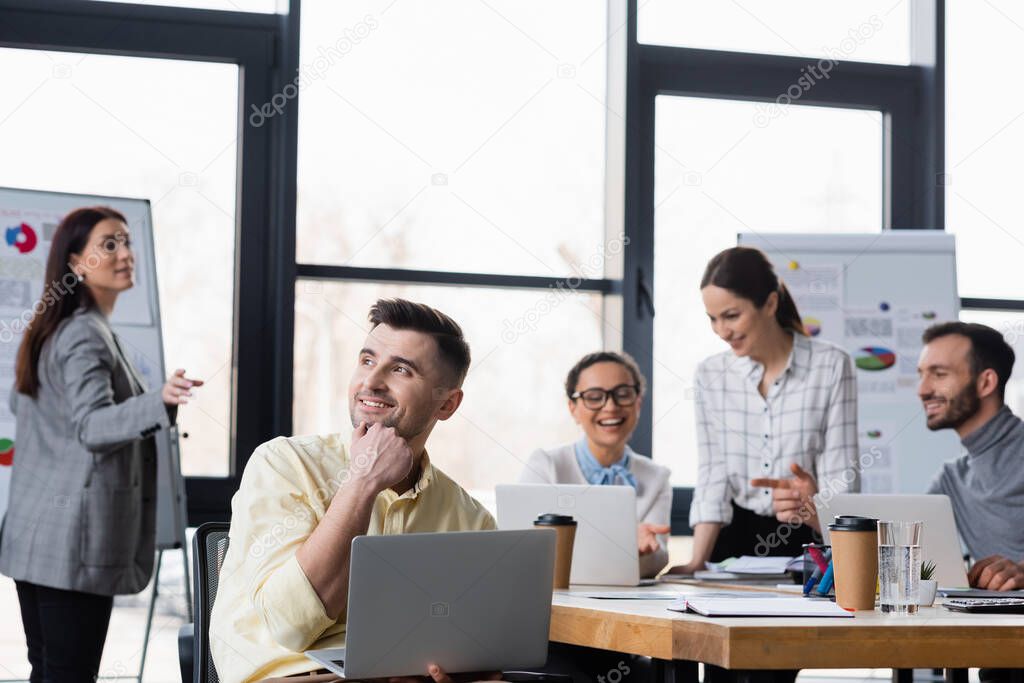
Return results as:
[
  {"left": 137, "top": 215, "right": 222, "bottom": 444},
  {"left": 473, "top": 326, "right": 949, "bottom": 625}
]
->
[{"left": 877, "top": 520, "right": 923, "bottom": 614}]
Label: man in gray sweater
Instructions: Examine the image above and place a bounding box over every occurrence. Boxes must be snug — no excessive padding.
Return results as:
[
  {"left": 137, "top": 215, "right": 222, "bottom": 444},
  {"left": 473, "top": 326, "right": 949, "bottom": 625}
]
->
[{"left": 918, "top": 321, "right": 1024, "bottom": 591}]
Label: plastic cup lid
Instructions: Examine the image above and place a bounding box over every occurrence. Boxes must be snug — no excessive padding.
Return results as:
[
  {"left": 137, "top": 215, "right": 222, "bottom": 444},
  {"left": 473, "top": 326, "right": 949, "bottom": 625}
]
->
[
  {"left": 534, "top": 513, "right": 576, "bottom": 526},
  {"left": 828, "top": 515, "right": 878, "bottom": 532}
]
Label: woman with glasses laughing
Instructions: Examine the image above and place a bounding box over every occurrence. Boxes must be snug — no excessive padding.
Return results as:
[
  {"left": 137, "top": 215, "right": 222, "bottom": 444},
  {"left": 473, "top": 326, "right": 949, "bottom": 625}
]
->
[{"left": 519, "top": 351, "right": 671, "bottom": 578}]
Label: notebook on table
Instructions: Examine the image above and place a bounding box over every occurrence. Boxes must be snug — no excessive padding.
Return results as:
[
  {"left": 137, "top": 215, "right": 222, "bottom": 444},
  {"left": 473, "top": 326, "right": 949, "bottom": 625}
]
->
[{"left": 667, "top": 596, "right": 853, "bottom": 618}]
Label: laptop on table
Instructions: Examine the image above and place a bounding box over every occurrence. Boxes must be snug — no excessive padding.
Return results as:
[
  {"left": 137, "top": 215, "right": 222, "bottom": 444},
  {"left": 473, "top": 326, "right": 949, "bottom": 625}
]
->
[
  {"left": 815, "top": 493, "right": 969, "bottom": 588},
  {"left": 306, "top": 529, "right": 554, "bottom": 679},
  {"left": 495, "top": 483, "right": 642, "bottom": 586}
]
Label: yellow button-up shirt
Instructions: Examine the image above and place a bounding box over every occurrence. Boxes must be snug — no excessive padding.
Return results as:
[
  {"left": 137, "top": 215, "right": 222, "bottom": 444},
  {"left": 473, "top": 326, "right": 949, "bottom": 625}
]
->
[{"left": 209, "top": 433, "right": 496, "bottom": 683}]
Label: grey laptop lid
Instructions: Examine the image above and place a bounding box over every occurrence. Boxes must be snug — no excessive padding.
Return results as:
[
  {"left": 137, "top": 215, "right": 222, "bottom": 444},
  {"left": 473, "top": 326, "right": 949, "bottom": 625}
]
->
[
  {"left": 495, "top": 483, "right": 640, "bottom": 586},
  {"left": 816, "top": 493, "right": 969, "bottom": 588},
  {"left": 329, "top": 529, "right": 555, "bottom": 679}
]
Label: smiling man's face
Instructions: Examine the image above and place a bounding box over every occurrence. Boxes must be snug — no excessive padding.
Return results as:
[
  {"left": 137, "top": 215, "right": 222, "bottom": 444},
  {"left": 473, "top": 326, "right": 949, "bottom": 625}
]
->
[
  {"left": 917, "top": 333, "right": 981, "bottom": 431},
  {"left": 348, "top": 323, "right": 454, "bottom": 441}
]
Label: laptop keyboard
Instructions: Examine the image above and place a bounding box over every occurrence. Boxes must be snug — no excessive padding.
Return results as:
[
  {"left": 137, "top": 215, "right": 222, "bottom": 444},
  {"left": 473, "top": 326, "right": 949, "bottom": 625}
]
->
[{"left": 944, "top": 598, "right": 1024, "bottom": 613}]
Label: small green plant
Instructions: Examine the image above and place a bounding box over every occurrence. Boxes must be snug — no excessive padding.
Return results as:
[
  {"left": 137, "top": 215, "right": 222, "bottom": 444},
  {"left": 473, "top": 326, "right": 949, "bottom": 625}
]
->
[{"left": 921, "top": 560, "right": 937, "bottom": 581}]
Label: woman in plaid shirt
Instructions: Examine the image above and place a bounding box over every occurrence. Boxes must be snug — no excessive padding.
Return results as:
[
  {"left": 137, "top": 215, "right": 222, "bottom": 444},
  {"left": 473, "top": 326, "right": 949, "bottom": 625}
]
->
[{"left": 670, "top": 246, "right": 859, "bottom": 575}]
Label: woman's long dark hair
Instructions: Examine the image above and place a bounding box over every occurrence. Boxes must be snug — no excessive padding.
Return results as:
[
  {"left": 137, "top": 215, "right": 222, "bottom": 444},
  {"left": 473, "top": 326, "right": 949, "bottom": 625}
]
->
[
  {"left": 14, "top": 206, "right": 126, "bottom": 398},
  {"left": 700, "top": 246, "right": 807, "bottom": 336}
]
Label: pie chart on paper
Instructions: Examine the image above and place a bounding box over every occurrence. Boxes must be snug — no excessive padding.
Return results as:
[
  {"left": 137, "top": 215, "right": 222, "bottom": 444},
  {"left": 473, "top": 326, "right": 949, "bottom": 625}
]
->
[
  {"left": 803, "top": 317, "right": 822, "bottom": 337},
  {"left": 854, "top": 346, "right": 896, "bottom": 371},
  {"left": 0, "top": 438, "right": 13, "bottom": 466}
]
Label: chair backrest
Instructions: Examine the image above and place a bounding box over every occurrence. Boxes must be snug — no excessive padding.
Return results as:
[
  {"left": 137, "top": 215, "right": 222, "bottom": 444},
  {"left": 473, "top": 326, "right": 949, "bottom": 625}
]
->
[{"left": 192, "top": 522, "right": 230, "bottom": 683}]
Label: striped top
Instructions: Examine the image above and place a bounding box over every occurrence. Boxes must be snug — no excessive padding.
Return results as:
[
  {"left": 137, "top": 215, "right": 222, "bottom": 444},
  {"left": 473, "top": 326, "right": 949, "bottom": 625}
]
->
[{"left": 689, "top": 333, "right": 860, "bottom": 527}]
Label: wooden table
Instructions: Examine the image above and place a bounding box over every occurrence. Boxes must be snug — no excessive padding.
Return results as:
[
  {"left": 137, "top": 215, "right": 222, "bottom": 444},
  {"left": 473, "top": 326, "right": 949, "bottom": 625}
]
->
[{"left": 549, "top": 584, "right": 1024, "bottom": 683}]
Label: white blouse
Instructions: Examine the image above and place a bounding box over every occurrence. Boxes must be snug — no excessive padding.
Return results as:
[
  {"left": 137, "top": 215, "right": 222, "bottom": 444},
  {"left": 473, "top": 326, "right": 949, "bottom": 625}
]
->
[{"left": 689, "top": 334, "right": 860, "bottom": 527}]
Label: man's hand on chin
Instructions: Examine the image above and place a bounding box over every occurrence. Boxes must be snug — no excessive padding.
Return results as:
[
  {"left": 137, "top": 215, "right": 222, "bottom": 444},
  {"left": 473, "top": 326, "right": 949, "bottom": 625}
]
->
[
  {"left": 750, "top": 463, "right": 821, "bottom": 533},
  {"left": 349, "top": 421, "right": 415, "bottom": 493}
]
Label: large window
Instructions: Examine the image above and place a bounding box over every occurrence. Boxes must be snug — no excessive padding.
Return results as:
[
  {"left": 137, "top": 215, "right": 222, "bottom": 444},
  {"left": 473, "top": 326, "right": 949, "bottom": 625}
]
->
[
  {"left": 0, "top": 2, "right": 289, "bottom": 523},
  {"left": 618, "top": 0, "right": 942, "bottom": 523},
  {"left": 0, "top": 0, "right": 947, "bottom": 523},
  {"left": 946, "top": 1, "right": 1024, "bottom": 301},
  {"left": 947, "top": 3, "right": 1024, "bottom": 422},
  {"left": 293, "top": 0, "right": 617, "bottom": 494},
  {"left": 295, "top": 0, "right": 607, "bottom": 277},
  {"left": 651, "top": 96, "right": 884, "bottom": 484},
  {"left": 0, "top": 47, "right": 238, "bottom": 476}
]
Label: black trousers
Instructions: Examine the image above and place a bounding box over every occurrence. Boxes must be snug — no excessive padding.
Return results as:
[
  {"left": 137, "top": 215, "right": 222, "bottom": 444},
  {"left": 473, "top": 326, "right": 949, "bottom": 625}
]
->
[
  {"left": 709, "top": 501, "right": 816, "bottom": 563},
  {"left": 15, "top": 580, "right": 114, "bottom": 683}
]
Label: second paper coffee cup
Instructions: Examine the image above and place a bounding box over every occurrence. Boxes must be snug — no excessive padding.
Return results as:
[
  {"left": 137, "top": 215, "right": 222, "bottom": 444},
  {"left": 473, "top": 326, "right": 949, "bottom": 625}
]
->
[
  {"left": 829, "top": 515, "right": 879, "bottom": 611},
  {"left": 534, "top": 513, "right": 577, "bottom": 589}
]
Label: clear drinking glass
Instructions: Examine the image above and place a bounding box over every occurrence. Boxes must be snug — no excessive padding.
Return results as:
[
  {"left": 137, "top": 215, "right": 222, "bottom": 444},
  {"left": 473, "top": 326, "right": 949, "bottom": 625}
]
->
[{"left": 877, "top": 520, "right": 923, "bottom": 614}]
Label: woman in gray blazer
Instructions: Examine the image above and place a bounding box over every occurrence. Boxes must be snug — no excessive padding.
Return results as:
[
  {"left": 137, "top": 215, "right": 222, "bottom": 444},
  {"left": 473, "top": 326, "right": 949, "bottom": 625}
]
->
[
  {"left": 0, "top": 207, "right": 202, "bottom": 682},
  {"left": 520, "top": 351, "right": 672, "bottom": 579}
]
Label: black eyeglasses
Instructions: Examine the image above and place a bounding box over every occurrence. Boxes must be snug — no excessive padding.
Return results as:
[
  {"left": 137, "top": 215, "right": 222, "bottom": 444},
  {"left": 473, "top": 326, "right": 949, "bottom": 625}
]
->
[{"left": 570, "top": 383, "right": 641, "bottom": 410}]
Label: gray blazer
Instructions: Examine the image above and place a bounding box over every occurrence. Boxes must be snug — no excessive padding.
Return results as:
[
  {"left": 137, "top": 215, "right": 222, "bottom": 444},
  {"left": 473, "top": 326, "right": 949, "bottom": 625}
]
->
[{"left": 0, "top": 308, "right": 173, "bottom": 595}]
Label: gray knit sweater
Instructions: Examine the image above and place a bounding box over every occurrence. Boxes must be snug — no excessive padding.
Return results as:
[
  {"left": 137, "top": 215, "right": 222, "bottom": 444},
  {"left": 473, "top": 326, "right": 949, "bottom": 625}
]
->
[{"left": 928, "top": 406, "right": 1024, "bottom": 561}]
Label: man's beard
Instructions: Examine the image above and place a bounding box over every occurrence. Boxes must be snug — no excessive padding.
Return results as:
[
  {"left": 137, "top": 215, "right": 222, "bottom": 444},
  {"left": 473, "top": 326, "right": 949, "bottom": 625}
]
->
[
  {"left": 924, "top": 380, "right": 981, "bottom": 431},
  {"left": 349, "top": 400, "right": 426, "bottom": 441}
]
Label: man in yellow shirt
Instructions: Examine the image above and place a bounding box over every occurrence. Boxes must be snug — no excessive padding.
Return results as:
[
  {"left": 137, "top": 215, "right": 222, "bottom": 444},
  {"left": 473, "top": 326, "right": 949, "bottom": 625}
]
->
[{"left": 210, "top": 299, "right": 495, "bottom": 683}]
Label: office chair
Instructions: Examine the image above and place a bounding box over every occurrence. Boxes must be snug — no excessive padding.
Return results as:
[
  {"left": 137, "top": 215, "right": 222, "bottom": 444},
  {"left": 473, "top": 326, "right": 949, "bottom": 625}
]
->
[
  {"left": 178, "top": 522, "right": 570, "bottom": 683},
  {"left": 178, "top": 522, "right": 229, "bottom": 683}
]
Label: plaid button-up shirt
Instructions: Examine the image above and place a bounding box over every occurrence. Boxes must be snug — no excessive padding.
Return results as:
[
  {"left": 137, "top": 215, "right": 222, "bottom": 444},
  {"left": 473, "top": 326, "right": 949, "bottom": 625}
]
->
[{"left": 689, "top": 334, "right": 860, "bottom": 527}]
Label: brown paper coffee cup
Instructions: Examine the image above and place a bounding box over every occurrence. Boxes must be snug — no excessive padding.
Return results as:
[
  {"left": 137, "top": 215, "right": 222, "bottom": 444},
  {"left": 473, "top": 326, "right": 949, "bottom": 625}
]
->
[
  {"left": 534, "top": 514, "right": 577, "bottom": 589},
  {"left": 829, "top": 515, "right": 878, "bottom": 611}
]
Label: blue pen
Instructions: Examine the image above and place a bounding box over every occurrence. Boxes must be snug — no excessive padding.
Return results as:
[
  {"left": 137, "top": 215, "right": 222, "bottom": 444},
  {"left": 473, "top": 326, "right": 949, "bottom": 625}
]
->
[
  {"left": 815, "top": 565, "right": 831, "bottom": 593},
  {"left": 816, "top": 561, "right": 835, "bottom": 595},
  {"left": 803, "top": 559, "right": 826, "bottom": 595}
]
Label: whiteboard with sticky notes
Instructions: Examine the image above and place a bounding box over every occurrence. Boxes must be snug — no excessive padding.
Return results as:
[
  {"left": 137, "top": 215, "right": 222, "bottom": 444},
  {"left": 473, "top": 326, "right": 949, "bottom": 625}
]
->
[{"left": 739, "top": 232, "right": 960, "bottom": 494}]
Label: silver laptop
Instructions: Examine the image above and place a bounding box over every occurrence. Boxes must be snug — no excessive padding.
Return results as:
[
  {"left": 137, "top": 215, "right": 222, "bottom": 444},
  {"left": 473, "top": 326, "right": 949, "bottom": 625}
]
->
[
  {"left": 815, "top": 493, "right": 969, "bottom": 588},
  {"left": 306, "top": 529, "right": 554, "bottom": 679},
  {"left": 495, "top": 483, "right": 640, "bottom": 586}
]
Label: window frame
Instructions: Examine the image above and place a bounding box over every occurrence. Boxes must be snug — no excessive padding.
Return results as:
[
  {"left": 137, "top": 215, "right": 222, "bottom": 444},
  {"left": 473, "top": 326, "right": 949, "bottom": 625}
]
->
[
  {"left": 0, "top": 0, "right": 294, "bottom": 524},
  {"left": 608, "top": 0, "right": 946, "bottom": 532},
  {"left": 4, "top": 1, "right": 965, "bottom": 530}
]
